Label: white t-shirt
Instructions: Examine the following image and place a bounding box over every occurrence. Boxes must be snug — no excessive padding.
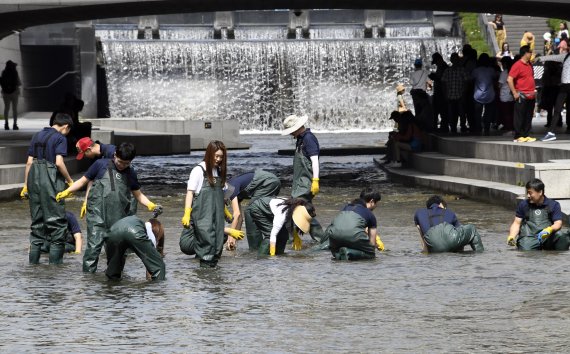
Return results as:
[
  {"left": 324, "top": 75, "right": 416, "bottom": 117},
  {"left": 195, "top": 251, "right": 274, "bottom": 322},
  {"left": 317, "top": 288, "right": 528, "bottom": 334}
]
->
[
  {"left": 187, "top": 161, "right": 219, "bottom": 194},
  {"left": 269, "top": 198, "right": 288, "bottom": 244},
  {"left": 144, "top": 222, "right": 157, "bottom": 247}
]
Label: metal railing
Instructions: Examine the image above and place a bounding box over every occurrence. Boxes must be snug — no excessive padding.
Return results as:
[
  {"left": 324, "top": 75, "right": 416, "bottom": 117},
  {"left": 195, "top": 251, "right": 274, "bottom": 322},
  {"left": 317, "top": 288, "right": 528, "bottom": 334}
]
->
[
  {"left": 24, "top": 70, "right": 79, "bottom": 90},
  {"left": 478, "top": 13, "right": 499, "bottom": 56}
]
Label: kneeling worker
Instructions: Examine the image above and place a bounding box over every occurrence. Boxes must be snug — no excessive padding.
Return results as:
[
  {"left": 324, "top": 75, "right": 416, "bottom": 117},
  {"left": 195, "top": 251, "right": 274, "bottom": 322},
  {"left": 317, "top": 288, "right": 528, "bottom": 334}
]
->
[
  {"left": 507, "top": 178, "right": 570, "bottom": 250},
  {"left": 414, "top": 195, "right": 484, "bottom": 253},
  {"left": 105, "top": 215, "right": 165, "bottom": 281},
  {"left": 325, "top": 187, "right": 385, "bottom": 261}
]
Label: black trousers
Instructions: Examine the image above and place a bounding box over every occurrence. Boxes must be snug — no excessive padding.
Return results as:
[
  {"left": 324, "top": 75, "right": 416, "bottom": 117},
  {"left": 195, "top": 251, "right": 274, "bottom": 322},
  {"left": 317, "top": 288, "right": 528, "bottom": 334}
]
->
[
  {"left": 513, "top": 97, "right": 535, "bottom": 139},
  {"left": 551, "top": 84, "right": 570, "bottom": 129}
]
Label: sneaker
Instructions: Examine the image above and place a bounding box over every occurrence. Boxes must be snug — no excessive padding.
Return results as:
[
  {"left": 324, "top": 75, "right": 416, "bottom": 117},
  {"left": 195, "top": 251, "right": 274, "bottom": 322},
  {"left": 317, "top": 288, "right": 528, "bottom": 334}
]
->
[
  {"left": 524, "top": 137, "right": 537, "bottom": 142},
  {"left": 513, "top": 137, "right": 526, "bottom": 142},
  {"left": 389, "top": 161, "right": 402, "bottom": 168},
  {"left": 541, "top": 132, "right": 556, "bottom": 142}
]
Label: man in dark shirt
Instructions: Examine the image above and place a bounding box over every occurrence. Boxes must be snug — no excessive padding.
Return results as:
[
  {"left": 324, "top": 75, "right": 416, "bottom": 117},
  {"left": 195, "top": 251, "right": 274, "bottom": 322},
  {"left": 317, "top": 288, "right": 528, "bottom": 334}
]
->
[
  {"left": 56, "top": 142, "right": 161, "bottom": 273},
  {"left": 22, "top": 113, "right": 74, "bottom": 264},
  {"left": 507, "top": 178, "right": 569, "bottom": 250},
  {"left": 414, "top": 195, "right": 484, "bottom": 253},
  {"left": 325, "top": 188, "right": 385, "bottom": 261},
  {"left": 225, "top": 170, "right": 281, "bottom": 250},
  {"left": 41, "top": 211, "right": 82, "bottom": 254},
  {"left": 76, "top": 137, "right": 116, "bottom": 161}
]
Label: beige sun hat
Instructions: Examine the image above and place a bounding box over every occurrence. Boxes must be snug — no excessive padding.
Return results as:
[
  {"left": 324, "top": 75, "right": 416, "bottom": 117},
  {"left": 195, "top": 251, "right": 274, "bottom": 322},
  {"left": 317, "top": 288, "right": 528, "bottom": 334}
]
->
[
  {"left": 396, "top": 83, "right": 405, "bottom": 93},
  {"left": 281, "top": 114, "right": 308, "bottom": 135},
  {"left": 292, "top": 205, "right": 312, "bottom": 233}
]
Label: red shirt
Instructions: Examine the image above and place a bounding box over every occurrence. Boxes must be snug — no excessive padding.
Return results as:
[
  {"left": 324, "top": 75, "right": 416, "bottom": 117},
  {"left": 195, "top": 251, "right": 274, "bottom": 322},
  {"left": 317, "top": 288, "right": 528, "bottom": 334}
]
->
[{"left": 509, "top": 60, "right": 535, "bottom": 98}]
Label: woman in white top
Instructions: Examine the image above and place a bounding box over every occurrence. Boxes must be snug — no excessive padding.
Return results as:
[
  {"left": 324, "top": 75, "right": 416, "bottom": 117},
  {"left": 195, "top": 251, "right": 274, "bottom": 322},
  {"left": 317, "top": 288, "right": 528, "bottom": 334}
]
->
[
  {"left": 181, "top": 140, "right": 227, "bottom": 268},
  {"left": 248, "top": 197, "right": 315, "bottom": 256}
]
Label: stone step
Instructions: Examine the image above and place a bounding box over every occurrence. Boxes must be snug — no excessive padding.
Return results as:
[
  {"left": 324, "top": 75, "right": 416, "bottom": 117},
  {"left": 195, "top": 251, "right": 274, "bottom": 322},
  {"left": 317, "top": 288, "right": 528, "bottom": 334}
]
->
[
  {"left": 434, "top": 135, "right": 570, "bottom": 163},
  {"left": 0, "top": 144, "right": 29, "bottom": 165},
  {"left": 374, "top": 157, "right": 525, "bottom": 208},
  {"left": 409, "top": 151, "right": 532, "bottom": 186}
]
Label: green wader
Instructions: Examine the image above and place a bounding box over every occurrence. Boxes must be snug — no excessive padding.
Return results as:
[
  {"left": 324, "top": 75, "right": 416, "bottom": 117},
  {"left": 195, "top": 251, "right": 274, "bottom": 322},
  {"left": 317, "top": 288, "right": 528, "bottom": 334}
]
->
[
  {"left": 517, "top": 206, "right": 570, "bottom": 251},
  {"left": 83, "top": 161, "right": 133, "bottom": 272},
  {"left": 326, "top": 209, "right": 376, "bottom": 261},
  {"left": 189, "top": 166, "right": 225, "bottom": 267},
  {"left": 423, "top": 223, "right": 484, "bottom": 253},
  {"left": 28, "top": 130, "right": 68, "bottom": 264},
  {"left": 291, "top": 147, "right": 323, "bottom": 241},
  {"left": 249, "top": 197, "right": 289, "bottom": 256},
  {"left": 104, "top": 216, "right": 165, "bottom": 280},
  {"left": 243, "top": 169, "right": 281, "bottom": 250}
]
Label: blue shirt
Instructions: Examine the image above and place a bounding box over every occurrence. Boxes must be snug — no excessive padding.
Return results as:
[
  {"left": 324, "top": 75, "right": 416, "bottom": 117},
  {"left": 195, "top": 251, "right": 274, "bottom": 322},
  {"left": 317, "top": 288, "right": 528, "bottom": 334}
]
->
[
  {"left": 65, "top": 211, "right": 81, "bottom": 245},
  {"left": 414, "top": 204, "right": 460, "bottom": 235},
  {"left": 98, "top": 142, "right": 116, "bottom": 159},
  {"left": 84, "top": 158, "right": 141, "bottom": 190},
  {"left": 341, "top": 202, "right": 377, "bottom": 228},
  {"left": 27, "top": 127, "right": 67, "bottom": 163},
  {"left": 228, "top": 172, "right": 254, "bottom": 201},
  {"left": 296, "top": 129, "right": 320, "bottom": 158},
  {"left": 515, "top": 196, "right": 562, "bottom": 222}
]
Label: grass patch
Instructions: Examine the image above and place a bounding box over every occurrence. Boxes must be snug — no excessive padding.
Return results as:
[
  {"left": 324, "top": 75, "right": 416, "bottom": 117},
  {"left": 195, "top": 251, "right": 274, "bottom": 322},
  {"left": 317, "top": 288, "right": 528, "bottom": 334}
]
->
[
  {"left": 459, "top": 12, "right": 491, "bottom": 55},
  {"left": 548, "top": 18, "right": 570, "bottom": 33}
]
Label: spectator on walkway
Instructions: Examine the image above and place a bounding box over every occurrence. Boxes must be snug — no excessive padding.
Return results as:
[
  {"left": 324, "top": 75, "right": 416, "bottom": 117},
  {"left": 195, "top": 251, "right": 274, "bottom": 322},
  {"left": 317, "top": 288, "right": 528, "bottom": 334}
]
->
[
  {"left": 507, "top": 45, "right": 537, "bottom": 142},
  {"left": 520, "top": 31, "right": 536, "bottom": 61},
  {"left": 0, "top": 60, "right": 21, "bottom": 130},
  {"left": 429, "top": 52, "right": 449, "bottom": 132},
  {"left": 539, "top": 60, "right": 562, "bottom": 132},
  {"left": 472, "top": 53, "right": 498, "bottom": 135},
  {"left": 557, "top": 22, "right": 569, "bottom": 40},
  {"left": 543, "top": 32, "right": 554, "bottom": 56},
  {"left": 385, "top": 111, "right": 423, "bottom": 168},
  {"left": 461, "top": 45, "right": 478, "bottom": 133},
  {"left": 442, "top": 53, "right": 469, "bottom": 134},
  {"left": 496, "top": 42, "right": 514, "bottom": 59},
  {"left": 50, "top": 93, "right": 92, "bottom": 154},
  {"left": 489, "top": 14, "right": 507, "bottom": 51},
  {"left": 537, "top": 49, "right": 570, "bottom": 140},
  {"left": 558, "top": 32, "right": 569, "bottom": 54},
  {"left": 497, "top": 56, "right": 515, "bottom": 132},
  {"left": 409, "top": 58, "right": 433, "bottom": 131}
]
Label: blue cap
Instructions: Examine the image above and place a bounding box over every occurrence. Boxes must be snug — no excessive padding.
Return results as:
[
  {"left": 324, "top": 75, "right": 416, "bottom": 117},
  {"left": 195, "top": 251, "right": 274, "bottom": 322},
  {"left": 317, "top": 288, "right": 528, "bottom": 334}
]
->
[{"left": 414, "top": 58, "right": 423, "bottom": 66}]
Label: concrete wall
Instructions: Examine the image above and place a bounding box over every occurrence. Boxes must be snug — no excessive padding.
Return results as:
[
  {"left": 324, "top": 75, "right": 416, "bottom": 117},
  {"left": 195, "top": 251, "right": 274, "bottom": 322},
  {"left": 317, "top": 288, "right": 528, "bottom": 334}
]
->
[{"left": 0, "top": 33, "right": 26, "bottom": 116}]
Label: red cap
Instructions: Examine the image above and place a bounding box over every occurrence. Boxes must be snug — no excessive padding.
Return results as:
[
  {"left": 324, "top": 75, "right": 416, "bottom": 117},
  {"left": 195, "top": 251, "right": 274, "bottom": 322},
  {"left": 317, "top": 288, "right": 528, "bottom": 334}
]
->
[{"left": 76, "top": 137, "right": 94, "bottom": 160}]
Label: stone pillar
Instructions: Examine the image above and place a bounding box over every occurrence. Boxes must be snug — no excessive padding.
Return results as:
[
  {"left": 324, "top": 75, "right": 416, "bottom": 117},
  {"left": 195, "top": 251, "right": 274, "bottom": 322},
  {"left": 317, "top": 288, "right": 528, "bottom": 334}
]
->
[{"left": 77, "top": 26, "right": 97, "bottom": 118}]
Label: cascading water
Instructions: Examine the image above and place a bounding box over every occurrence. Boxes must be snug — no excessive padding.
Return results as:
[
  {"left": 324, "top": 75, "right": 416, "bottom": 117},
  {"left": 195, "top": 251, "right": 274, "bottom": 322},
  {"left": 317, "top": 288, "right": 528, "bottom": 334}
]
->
[{"left": 97, "top": 26, "right": 460, "bottom": 132}]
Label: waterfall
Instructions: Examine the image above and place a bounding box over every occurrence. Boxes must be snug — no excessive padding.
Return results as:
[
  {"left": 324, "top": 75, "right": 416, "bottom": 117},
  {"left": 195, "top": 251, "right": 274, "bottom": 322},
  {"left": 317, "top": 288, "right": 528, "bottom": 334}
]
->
[{"left": 98, "top": 28, "right": 460, "bottom": 132}]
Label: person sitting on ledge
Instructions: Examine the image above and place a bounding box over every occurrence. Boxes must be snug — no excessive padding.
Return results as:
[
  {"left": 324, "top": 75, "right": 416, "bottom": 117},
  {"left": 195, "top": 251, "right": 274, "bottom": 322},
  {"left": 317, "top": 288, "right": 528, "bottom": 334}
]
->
[
  {"left": 507, "top": 178, "right": 570, "bottom": 251},
  {"left": 414, "top": 195, "right": 484, "bottom": 253}
]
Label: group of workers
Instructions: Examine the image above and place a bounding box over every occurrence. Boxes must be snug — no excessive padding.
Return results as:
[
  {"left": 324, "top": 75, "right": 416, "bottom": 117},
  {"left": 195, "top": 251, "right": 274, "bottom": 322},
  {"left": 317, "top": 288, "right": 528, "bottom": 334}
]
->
[{"left": 19, "top": 113, "right": 570, "bottom": 281}]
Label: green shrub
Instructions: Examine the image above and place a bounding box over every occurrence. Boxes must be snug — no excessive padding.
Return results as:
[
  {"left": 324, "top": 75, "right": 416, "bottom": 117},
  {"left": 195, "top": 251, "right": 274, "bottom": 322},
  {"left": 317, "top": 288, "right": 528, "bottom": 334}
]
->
[
  {"left": 548, "top": 18, "right": 569, "bottom": 32},
  {"left": 459, "top": 12, "right": 491, "bottom": 55}
]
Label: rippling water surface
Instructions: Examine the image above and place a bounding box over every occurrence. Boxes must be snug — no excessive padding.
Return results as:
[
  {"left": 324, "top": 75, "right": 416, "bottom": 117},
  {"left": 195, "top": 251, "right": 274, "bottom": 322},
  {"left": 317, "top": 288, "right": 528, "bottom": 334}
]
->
[{"left": 2, "top": 133, "right": 570, "bottom": 353}]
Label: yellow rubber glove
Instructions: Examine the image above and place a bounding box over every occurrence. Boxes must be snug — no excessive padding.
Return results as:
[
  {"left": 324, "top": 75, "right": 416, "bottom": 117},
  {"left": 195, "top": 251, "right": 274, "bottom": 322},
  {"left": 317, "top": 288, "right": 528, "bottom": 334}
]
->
[
  {"left": 55, "top": 189, "right": 72, "bottom": 202},
  {"left": 67, "top": 180, "right": 74, "bottom": 188},
  {"left": 226, "top": 228, "right": 245, "bottom": 240},
  {"left": 147, "top": 201, "right": 156, "bottom": 211},
  {"left": 80, "top": 201, "right": 87, "bottom": 219},
  {"left": 292, "top": 228, "right": 302, "bottom": 251},
  {"left": 69, "top": 250, "right": 81, "bottom": 255},
  {"left": 311, "top": 178, "right": 320, "bottom": 196},
  {"left": 507, "top": 234, "right": 516, "bottom": 246},
  {"left": 537, "top": 226, "right": 553, "bottom": 242},
  {"left": 20, "top": 186, "right": 29, "bottom": 200},
  {"left": 224, "top": 205, "right": 233, "bottom": 223},
  {"left": 269, "top": 243, "right": 276, "bottom": 256},
  {"left": 376, "top": 235, "right": 385, "bottom": 251},
  {"left": 181, "top": 207, "right": 192, "bottom": 227}
]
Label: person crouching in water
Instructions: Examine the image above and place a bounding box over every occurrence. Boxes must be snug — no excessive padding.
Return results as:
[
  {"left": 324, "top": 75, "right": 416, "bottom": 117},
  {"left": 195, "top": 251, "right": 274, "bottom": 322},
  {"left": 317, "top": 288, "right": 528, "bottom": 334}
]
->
[
  {"left": 105, "top": 216, "right": 165, "bottom": 281},
  {"left": 507, "top": 178, "right": 570, "bottom": 250},
  {"left": 325, "top": 187, "right": 385, "bottom": 261},
  {"left": 248, "top": 197, "right": 315, "bottom": 256},
  {"left": 414, "top": 195, "right": 484, "bottom": 253}
]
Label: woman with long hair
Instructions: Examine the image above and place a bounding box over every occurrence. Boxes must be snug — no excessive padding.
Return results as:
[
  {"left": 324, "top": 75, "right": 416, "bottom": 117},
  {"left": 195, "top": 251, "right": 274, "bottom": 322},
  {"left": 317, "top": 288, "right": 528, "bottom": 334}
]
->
[
  {"left": 489, "top": 14, "right": 507, "bottom": 50},
  {"left": 181, "top": 140, "right": 227, "bottom": 267}
]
